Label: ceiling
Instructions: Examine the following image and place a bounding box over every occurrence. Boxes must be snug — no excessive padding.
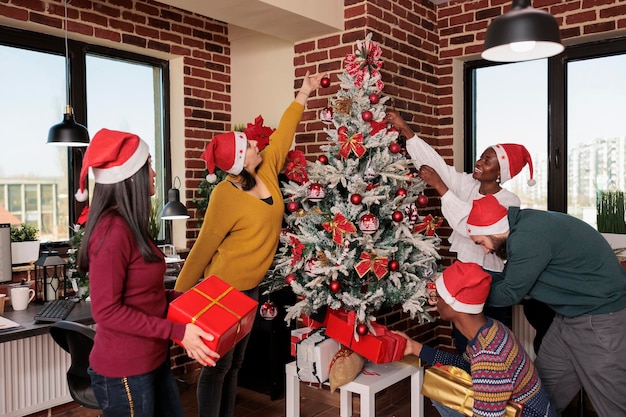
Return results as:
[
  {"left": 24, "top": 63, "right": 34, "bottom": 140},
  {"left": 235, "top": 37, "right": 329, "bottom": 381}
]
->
[{"left": 154, "top": 0, "right": 344, "bottom": 42}]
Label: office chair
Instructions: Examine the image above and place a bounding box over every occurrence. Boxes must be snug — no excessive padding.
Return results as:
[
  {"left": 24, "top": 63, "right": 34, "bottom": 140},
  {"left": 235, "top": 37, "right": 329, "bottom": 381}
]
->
[{"left": 49, "top": 320, "right": 100, "bottom": 409}]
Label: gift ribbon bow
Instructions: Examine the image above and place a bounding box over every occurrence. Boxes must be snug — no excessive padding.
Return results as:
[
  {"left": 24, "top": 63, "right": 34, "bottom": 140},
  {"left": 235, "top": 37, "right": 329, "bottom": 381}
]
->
[
  {"left": 323, "top": 213, "right": 357, "bottom": 244},
  {"left": 354, "top": 252, "right": 388, "bottom": 280},
  {"left": 338, "top": 132, "right": 366, "bottom": 159},
  {"left": 413, "top": 214, "right": 443, "bottom": 236},
  {"left": 192, "top": 286, "right": 242, "bottom": 337}
]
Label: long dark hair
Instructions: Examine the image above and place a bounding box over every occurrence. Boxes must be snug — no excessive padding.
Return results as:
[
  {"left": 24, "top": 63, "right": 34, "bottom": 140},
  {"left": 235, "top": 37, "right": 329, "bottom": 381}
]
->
[
  {"left": 78, "top": 160, "right": 160, "bottom": 272},
  {"left": 239, "top": 169, "right": 256, "bottom": 191}
]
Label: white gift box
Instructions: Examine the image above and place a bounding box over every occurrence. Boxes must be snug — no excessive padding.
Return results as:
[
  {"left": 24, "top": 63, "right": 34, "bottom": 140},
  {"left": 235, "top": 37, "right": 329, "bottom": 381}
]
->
[
  {"left": 295, "top": 328, "right": 341, "bottom": 383},
  {"left": 291, "top": 326, "right": 313, "bottom": 357}
]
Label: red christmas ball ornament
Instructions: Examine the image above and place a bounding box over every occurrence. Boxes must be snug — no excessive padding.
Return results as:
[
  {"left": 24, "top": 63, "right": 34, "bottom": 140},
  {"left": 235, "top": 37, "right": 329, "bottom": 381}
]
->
[
  {"left": 337, "top": 126, "right": 349, "bottom": 136},
  {"left": 307, "top": 182, "right": 326, "bottom": 202},
  {"left": 287, "top": 201, "right": 301, "bottom": 213},
  {"left": 369, "top": 93, "right": 380, "bottom": 104},
  {"left": 329, "top": 280, "right": 341, "bottom": 293},
  {"left": 350, "top": 193, "right": 363, "bottom": 205},
  {"left": 320, "top": 76, "right": 331, "bottom": 88},
  {"left": 318, "top": 155, "right": 329, "bottom": 164},
  {"left": 356, "top": 323, "right": 369, "bottom": 336},
  {"left": 417, "top": 194, "right": 429, "bottom": 207},
  {"left": 392, "top": 210, "right": 404, "bottom": 222},
  {"left": 395, "top": 188, "right": 407, "bottom": 197},
  {"left": 285, "top": 274, "right": 297, "bottom": 285},
  {"left": 389, "top": 259, "right": 400, "bottom": 272},
  {"left": 359, "top": 212, "right": 379, "bottom": 234},
  {"left": 389, "top": 142, "right": 402, "bottom": 154},
  {"left": 260, "top": 301, "right": 278, "bottom": 320},
  {"left": 361, "top": 110, "right": 373, "bottom": 122}
]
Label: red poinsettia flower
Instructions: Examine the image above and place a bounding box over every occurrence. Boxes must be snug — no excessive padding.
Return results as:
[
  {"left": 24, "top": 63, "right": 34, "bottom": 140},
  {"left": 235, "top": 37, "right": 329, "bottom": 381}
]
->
[
  {"left": 289, "top": 236, "right": 305, "bottom": 266},
  {"left": 344, "top": 35, "right": 384, "bottom": 91},
  {"left": 243, "top": 115, "right": 275, "bottom": 151},
  {"left": 284, "top": 150, "right": 309, "bottom": 184}
]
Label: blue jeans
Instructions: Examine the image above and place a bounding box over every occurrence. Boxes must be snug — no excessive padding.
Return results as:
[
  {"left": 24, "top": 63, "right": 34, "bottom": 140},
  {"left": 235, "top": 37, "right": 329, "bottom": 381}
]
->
[
  {"left": 431, "top": 400, "right": 465, "bottom": 417},
  {"left": 88, "top": 360, "right": 183, "bottom": 417},
  {"left": 197, "top": 286, "right": 258, "bottom": 417}
]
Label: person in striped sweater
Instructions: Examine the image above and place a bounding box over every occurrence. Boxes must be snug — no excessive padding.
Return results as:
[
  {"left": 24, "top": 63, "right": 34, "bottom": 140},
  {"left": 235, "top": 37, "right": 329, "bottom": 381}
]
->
[{"left": 395, "top": 261, "right": 556, "bottom": 417}]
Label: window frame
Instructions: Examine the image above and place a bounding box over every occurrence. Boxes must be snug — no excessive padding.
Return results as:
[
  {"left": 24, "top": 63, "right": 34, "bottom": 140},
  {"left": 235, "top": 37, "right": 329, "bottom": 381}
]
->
[
  {"left": 464, "top": 36, "right": 626, "bottom": 214},
  {"left": 0, "top": 25, "right": 171, "bottom": 245}
]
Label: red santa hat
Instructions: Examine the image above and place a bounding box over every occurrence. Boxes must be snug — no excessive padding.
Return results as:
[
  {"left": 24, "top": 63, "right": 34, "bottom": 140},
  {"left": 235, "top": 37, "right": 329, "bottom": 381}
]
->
[
  {"left": 467, "top": 194, "right": 510, "bottom": 236},
  {"left": 435, "top": 261, "right": 491, "bottom": 314},
  {"left": 75, "top": 128, "right": 149, "bottom": 202},
  {"left": 201, "top": 132, "right": 248, "bottom": 183},
  {"left": 490, "top": 143, "right": 536, "bottom": 186}
]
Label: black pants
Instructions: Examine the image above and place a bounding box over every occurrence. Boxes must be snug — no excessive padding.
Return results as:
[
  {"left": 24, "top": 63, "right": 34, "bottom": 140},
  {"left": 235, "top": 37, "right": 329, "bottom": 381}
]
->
[{"left": 522, "top": 298, "right": 555, "bottom": 355}]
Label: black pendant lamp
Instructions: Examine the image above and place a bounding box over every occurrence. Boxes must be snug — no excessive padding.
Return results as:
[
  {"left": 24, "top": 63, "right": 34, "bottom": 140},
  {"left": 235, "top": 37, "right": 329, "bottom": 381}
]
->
[
  {"left": 47, "top": 0, "right": 89, "bottom": 146},
  {"left": 161, "top": 177, "right": 190, "bottom": 220},
  {"left": 482, "top": 0, "right": 564, "bottom": 62}
]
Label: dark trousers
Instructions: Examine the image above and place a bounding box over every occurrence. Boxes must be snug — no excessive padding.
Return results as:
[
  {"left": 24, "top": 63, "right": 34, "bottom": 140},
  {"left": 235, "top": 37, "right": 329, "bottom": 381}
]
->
[{"left": 522, "top": 298, "right": 555, "bottom": 355}]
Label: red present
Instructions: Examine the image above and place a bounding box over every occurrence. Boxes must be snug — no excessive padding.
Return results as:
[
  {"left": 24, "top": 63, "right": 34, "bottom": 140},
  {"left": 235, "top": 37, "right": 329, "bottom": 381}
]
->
[
  {"left": 300, "top": 312, "right": 328, "bottom": 329},
  {"left": 167, "top": 275, "right": 258, "bottom": 357},
  {"left": 325, "top": 309, "right": 406, "bottom": 364}
]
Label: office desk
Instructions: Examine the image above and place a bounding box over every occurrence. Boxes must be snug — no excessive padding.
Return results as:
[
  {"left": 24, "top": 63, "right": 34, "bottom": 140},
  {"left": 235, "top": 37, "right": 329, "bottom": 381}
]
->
[{"left": 0, "top": 301, "right": 94, "bottom": 417}]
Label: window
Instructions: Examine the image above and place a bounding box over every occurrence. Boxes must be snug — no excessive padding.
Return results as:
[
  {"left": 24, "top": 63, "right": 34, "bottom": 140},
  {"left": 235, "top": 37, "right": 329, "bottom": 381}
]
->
[
  {"left": 465, "top": 38, "right": 626, "bottom": 230},
  {"left": 0, "top": 26, "right": 169, "bottom": 243}
]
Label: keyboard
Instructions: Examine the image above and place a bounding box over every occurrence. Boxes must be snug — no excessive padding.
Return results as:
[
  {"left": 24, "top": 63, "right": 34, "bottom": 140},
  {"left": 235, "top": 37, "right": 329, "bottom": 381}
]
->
[{"left": 34, "top": 299, "right": 76, "bottom": 323}]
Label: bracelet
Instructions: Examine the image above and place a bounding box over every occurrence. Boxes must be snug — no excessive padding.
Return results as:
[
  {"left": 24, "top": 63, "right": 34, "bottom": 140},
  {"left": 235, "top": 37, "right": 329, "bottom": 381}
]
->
[{"left": 297, "top": 91, "right": 310, "bottom": 96}]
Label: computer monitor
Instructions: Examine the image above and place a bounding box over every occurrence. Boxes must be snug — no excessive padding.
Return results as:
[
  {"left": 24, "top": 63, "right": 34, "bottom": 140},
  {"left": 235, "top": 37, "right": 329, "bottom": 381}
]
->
[{"left": 0, "top": 224, "right": 11, "bottom": 283}]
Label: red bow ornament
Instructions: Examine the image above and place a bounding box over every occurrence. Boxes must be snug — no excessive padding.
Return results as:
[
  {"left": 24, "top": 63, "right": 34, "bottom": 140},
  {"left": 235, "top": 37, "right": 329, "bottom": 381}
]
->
[
  {"left": 289, "top": 236, "right": 306, "bottom": 266},
  {"left": 338, "top": 132, "right": 366, "bottom": 159},
  {"left": 323, "top": 213, "right": 357, "bottom": 245},
  {"left": 355, "top": 252, "right": 389, "bottom": 280},
  {"left": 284, "top": 150, "right": 309, "bottom": 184},
  {"left": 413, "top": 214, "right": 443, "bottom": 236}
]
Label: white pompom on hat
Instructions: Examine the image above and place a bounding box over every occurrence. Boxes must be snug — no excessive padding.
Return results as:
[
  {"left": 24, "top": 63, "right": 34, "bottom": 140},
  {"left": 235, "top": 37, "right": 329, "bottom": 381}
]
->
[
  {"left": 75, "top": 128, "right": 149, "bottom": 202},
  {"left": 435, "top": 261, "right": 492, "bottom": 314},
  {"left": 201, "top": 132, "right": 248, "bottom": 183},
  {"left": 467, "top": 194, "right": 510, "bottom": 236},
  {"left": 491, "top": 143, "right": 536, "bottom": 186}
]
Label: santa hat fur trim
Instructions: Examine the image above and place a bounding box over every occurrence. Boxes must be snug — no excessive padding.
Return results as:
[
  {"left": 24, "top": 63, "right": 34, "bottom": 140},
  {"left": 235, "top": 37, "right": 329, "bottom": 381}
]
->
[
  {"left": 491, "top": 143, "right": 536, "bottom": 186},
  {"left": 75, "top": 129, "right": 150, "bottom": 202},
  {"left": 435, "top": 261, "right": 491, "bottom": 314},
  {"left": 201, "top": 131, "right": 248, "bottom": 183},
  {"left": 467, "top": 194, "right": 510, "bottom": 236}
]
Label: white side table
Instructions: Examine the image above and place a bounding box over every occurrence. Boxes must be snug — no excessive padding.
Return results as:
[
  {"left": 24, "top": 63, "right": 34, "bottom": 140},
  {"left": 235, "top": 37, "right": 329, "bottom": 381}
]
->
[{"left": 285, "top": 360, "right": 423, "bottom": 417}]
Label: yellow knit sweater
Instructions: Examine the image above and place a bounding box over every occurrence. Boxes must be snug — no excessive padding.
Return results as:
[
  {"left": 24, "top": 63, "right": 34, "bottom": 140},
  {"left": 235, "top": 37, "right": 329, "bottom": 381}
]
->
[{"left": 174, "top": 102, "right": 304, "bottom": 291}]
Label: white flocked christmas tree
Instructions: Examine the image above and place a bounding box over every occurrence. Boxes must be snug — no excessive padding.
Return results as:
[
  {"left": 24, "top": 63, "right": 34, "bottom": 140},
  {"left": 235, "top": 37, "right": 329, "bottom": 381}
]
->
[{"left": 268, "top": 33, "right": 443, "bottom": 335}]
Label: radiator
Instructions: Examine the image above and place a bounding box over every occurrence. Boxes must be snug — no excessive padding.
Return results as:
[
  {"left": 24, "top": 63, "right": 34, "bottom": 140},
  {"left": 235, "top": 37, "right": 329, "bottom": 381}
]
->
[
  {"left": 512, "top": 304, "right": 537, "bottom": 361},
  {"left": 0, "top": 333, "right": 73, "bottom": 417}
]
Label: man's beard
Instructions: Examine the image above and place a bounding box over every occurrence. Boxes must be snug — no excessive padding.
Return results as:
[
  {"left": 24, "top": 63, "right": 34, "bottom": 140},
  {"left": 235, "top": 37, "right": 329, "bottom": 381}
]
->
[{"left": 491, "top": 235, "right": 507, "bottom": 260}]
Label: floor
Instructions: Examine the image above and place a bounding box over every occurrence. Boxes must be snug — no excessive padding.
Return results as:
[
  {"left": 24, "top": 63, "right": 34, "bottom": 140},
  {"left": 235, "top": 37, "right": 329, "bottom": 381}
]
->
[{"left": 45, "top": 378, "right": 594, "bottom": 417}]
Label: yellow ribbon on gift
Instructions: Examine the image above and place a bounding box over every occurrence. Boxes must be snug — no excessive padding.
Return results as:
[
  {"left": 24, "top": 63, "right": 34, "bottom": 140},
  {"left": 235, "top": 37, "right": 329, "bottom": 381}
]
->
[
  {"left": 421, "top": 365, "right": 522, "bottom": 417},
  {"left": 191, "top": 286, "right": 243, "bottom": 338}
]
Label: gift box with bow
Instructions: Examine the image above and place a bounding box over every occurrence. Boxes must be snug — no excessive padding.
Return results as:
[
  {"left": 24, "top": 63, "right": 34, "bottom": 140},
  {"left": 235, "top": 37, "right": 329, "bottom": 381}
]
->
[
  {"left": 167, "top": 275, "right": 258, "bottom": 357},
  {"left": 325, "top": 309, "right": 406, "bottom": 364},
  {"left": 421, "top": 364, "right": 523, "bottom": 417}
]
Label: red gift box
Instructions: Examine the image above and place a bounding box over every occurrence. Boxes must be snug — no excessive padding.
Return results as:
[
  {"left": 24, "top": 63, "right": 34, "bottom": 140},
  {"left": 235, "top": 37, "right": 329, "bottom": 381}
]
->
[
  {"left": 167, "top": 275, "right": 258, "bottom": 357},
  {"left": 325, "top": 309, "right": 406, "bottom": 364}
]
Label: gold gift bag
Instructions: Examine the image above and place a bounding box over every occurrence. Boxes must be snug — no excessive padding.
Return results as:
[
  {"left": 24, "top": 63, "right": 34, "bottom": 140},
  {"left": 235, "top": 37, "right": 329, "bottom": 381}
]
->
[{"left": 421, "top": 365, "right": 522, "bottom": 417}]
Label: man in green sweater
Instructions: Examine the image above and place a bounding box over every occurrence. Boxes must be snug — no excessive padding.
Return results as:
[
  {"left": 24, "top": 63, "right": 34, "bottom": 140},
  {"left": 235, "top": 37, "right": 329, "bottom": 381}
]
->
[{"left": 466, "top": 194, "right": 626, "bottom": 417}]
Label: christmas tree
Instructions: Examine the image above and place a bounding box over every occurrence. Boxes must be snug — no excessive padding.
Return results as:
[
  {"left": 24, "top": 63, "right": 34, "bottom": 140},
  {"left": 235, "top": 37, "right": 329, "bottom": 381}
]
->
[{"left": 268, "top": 33, "right": 442, "bottom": 334}]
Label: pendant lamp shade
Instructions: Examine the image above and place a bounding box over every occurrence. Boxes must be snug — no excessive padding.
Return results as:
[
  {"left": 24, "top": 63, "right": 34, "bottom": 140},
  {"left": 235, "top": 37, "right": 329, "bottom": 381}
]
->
[
  {"left": 161, "top": 179, "right": 190, "bottom": 220},
  {"left": 47, "top": 0, "right": 89, "bottom": 146},
  {"left": 47, "top": 105, "right": 90, "bottom": 146},
  {"left": 482, "top": 0, "right": 564, "bottom": 62}
]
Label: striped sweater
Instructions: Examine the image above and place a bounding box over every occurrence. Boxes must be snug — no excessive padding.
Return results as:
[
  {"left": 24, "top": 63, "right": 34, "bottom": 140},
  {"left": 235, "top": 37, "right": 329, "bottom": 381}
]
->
[{"left": 420, "top": 318, "right": 556, "bottom": 417}]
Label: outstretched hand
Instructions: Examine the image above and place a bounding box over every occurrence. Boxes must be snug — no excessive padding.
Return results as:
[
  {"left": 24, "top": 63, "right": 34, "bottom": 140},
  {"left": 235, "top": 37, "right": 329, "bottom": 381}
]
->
[
  {"left": 391, "top": 330, "right": 424, "bottom": 357},
  {"left": 417, "top": 165, "right": 449, "bottom": 196},
  {"left": 385, "top": 110, "right": 415, "bottom": 139},
  {"left": 300, "top": 71, "right": 326, "bottom": 96},
  {"left": 182, "top": 323, "right": 220, "bottom": 367}
]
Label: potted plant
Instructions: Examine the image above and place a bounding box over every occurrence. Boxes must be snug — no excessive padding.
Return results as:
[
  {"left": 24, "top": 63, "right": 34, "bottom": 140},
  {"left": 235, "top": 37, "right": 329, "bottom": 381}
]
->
[
  {"left": 10, "top": 223, "right": 40, "bottom": 265},
  {"left": 67, "top": 224, "right": 90, "bottom": 299}
]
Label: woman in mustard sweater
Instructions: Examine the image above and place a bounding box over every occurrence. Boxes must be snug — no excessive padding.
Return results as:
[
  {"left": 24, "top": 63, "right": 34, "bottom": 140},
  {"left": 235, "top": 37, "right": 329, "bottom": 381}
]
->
[{"left": 175, "top": 71, "right": 324, "bottom": 417}]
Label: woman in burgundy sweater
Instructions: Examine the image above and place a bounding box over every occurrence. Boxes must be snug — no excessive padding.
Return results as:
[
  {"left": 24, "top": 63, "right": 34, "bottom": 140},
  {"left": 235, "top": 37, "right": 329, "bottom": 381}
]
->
[{"left": 77, "top": 129, "right": 219, "bottom": 417}]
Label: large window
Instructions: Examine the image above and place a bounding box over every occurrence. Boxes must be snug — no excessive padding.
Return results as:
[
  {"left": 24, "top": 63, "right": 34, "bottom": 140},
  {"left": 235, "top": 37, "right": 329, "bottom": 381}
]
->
[
  {"left": 465, "top": 38, "right": 626, "bottom": 230},
  {"left": 0, "top": 27, "right": 169, "bottom": 243}
]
